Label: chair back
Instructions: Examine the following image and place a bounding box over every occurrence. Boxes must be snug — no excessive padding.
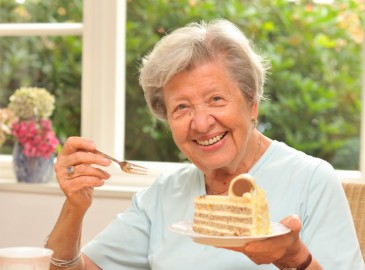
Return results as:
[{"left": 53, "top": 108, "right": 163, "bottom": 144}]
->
[{"left": 342, "top": 181, "right": 365, "bottom": 260}]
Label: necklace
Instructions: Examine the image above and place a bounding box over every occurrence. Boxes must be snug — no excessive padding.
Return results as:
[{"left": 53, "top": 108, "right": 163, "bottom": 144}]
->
[{"left": 206, "top": 133, "right": 262, "bottom": 195}]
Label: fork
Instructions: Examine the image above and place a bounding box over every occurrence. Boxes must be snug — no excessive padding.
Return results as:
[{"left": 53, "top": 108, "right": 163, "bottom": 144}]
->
[{"left": 94, "top": 150, "right": 148, "bottom": 175}]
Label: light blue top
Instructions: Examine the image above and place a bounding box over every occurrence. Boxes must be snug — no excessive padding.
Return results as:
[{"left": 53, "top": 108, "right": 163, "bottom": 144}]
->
[{"left": 82, "top": 141, "right": 364, "bottom": 269}]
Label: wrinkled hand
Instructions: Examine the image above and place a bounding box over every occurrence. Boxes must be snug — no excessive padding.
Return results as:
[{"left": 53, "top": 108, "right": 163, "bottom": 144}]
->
[
  {"left": 223, "top": 215, "right": 309, "bottom": 267},
  {"left": 54, "top": 137, "right": 111, "bottom": 211}
]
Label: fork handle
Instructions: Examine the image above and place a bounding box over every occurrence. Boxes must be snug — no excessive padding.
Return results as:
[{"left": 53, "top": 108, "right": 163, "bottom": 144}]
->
[{"left": 94, "top": 150, "right": 120, "bottom": 164}]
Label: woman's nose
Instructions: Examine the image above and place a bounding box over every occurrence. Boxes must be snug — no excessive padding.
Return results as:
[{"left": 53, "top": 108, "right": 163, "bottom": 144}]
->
[{"left": 190, "top": 106, "right": 215, "bottom": 132}]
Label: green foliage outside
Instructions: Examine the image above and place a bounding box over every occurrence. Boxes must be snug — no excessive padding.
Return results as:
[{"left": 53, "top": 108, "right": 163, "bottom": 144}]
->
[
  {"left": 126, "top": 0, "right": 363, "bottom": 170},
  {"left": 0, "top": 0, "right": 82, "bottom": 153},
  {"left": 0, "top": 0, "right": 363, "bottom": 170}
]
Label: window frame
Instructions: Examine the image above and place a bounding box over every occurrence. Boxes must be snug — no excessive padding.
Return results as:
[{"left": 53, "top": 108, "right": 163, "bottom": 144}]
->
[{"left": 0, "top": 0, "right": 364, "bottom": 186}]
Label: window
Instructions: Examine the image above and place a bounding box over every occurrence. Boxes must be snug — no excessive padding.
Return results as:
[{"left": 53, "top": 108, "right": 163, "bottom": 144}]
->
[
  {"left": 0, "top": 0, "right": 181, "bottom": 185},
  {"left": 0, "top": 1, "right": 83, "bottom": 150},
  {"left": 124, "top": 0, "right": 365, "bottom": 181},
  {"left": 0, "top": 0, "right": 364, "bottom": 186}
]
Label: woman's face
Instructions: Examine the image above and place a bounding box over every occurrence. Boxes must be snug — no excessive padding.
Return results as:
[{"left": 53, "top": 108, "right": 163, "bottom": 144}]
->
[{"left": 163, "top": 60, "right": 258, "bottom": 174}]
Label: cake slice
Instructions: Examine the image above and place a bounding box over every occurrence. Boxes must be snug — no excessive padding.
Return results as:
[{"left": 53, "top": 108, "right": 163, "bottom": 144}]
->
[{"left": 192, "top": 174, "right": 271, "bottom": 236}]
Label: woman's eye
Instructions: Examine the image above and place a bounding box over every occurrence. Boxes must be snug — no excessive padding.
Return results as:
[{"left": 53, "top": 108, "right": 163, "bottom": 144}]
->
[
  {"left": 176, "top": 104, "right": 188, "bottom": 111},
  {"left": 211, "top": 96, "right": 225, "bottom": 104},
  {"left": 169, "top": 103, "right": 189, "bottom": 120},
  {"left": 212, "top": 96, "right": 222, "bottom": 102},
  {"left": 208, "top": 96, "right": 227, "bottom": 108}
]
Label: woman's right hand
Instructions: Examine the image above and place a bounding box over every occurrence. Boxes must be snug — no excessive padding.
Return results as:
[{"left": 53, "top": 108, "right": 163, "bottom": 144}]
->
[{"left": 54, "top": 136, "right": 111, "bottom": 212}]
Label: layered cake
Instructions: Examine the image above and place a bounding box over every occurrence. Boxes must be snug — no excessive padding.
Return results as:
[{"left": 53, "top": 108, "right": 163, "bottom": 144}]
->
[{"left": 193, "top": 174, "right": 271, "bottom": 236}]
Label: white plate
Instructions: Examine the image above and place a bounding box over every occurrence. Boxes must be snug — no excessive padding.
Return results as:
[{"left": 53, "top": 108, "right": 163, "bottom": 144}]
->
[{"left": 169, "top": 220, "right": 290, "bottom": 247}]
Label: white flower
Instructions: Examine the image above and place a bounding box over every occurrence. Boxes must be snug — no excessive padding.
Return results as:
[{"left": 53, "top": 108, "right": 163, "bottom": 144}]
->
[{"left": 8, "top": 87, "right": 55, "bottom": 120}]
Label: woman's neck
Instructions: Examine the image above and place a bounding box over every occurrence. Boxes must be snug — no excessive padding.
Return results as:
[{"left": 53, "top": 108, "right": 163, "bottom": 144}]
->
[{"left": 204, "top": 132, "right": 271, "bottom": 195}]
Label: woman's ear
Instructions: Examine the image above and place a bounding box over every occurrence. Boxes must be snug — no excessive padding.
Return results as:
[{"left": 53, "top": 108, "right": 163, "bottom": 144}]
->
[{"left": 250, "top": 101, "right": 259, "bottom": 120}]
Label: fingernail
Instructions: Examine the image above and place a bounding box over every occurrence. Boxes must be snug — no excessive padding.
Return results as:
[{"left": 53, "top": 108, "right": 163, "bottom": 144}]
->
[{"left": 102, "top": 158, "right": 111, "bottom": 164}]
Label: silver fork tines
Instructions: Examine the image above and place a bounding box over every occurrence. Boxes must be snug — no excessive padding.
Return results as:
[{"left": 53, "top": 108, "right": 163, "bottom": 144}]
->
[{"left": 95, "top": 150, "right": 148, "bottom": 175}]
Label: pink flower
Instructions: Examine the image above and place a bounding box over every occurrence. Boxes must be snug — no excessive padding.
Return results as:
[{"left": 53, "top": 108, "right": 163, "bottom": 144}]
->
[{"left": 12, "top": 119, "right": 60, "bottom": 158}]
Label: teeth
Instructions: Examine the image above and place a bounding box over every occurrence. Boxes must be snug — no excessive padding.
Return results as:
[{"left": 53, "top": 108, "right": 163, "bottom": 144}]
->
[{"left": 197, "top": 133, "right": 225, "bottom": 146}]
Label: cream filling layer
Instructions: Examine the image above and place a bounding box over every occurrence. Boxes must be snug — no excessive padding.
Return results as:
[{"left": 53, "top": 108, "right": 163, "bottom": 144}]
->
[
  {"left": 193, "top": 222, "right": 254, "bottom": 232},
  {"left": 194, "top": 209, "right": 251, "bottom": 217},
  {"left": 194, "top": 217, "right": 253, "bottom": 227}
]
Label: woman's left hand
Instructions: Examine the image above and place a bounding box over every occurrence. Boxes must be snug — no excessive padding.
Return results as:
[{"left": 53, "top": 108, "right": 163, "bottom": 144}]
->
[{"left": 222, "top": 215, "right": 310, "bottom": 267}]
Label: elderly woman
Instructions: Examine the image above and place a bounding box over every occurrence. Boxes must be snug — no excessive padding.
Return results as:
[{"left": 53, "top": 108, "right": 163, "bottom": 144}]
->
[{"left": 47, "top": 19, "right": 364, "bottom": 269}]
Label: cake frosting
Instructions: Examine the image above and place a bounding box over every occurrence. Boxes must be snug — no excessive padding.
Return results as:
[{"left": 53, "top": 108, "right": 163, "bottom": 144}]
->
[{"left": 192, "top": 174, "right": 271, "bottom": 236}]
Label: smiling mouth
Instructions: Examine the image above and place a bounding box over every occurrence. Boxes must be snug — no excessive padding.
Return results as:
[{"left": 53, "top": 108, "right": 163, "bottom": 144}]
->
[{"left": 196, "top": 132, "right": 227, "bottom": 146}]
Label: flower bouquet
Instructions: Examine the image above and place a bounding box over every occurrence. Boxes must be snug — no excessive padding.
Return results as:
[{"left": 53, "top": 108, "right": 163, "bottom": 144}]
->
[
  {"left": 8, "top": 87, "right": 60, "bottom": 183},
  {"left": 0, "top": 108, "right": 16, "bottom": 149}
]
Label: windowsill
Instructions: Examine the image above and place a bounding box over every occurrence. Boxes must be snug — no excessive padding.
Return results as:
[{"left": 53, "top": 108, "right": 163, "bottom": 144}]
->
[
  {"left": 0, "top": 154, "right": 188, "bottom": 199},
  {"left": 0, "top": 155, "right": 363, "bottom": 199},
  {"left": 0, "top": 180, "right": 143, "bottom": 199}
]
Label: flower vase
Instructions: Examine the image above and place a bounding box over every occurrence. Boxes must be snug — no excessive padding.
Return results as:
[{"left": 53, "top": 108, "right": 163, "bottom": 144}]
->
[{"left": 12, "top": 142, "right": 54, "bottom": 183}]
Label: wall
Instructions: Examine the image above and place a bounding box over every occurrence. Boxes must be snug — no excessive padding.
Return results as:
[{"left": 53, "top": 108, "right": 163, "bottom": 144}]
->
[{"left": 0, "top": 188, "right": 132, "bottom": 248}]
